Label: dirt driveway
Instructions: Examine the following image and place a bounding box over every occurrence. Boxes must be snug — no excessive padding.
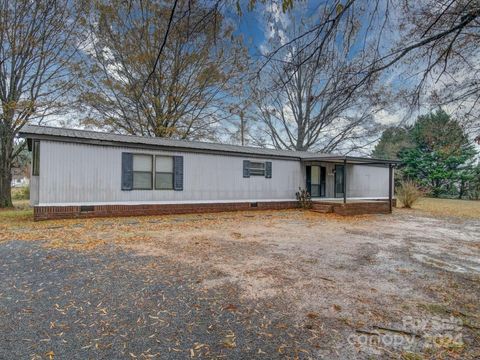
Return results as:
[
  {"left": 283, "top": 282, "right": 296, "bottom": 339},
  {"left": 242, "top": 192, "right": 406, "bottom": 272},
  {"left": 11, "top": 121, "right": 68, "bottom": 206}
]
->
[{"left": 0, "top": 208, "right": 479, "bottom": 359}]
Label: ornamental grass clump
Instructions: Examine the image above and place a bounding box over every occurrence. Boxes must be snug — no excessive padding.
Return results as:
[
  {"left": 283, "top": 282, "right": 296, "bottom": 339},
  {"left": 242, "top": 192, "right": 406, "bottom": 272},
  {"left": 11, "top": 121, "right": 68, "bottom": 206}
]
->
[{"left": 396, "top": 180, "right": 422, "bottom": 208}]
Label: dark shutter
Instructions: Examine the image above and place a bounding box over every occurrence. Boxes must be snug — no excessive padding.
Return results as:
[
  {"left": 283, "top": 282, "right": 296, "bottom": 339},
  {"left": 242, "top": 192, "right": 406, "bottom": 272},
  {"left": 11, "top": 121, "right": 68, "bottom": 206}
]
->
[
  {"left": 121, "top": 152, "right": 133, "bottom": 190},
  {"left": 173, "top": 156, "right": 184, "bottom": 191},
  {"left": 265, "top": 161, "right": 272, "bottom": 178},
  {"left": 243, "top": 160, "right": 250, "bottom": 178}
]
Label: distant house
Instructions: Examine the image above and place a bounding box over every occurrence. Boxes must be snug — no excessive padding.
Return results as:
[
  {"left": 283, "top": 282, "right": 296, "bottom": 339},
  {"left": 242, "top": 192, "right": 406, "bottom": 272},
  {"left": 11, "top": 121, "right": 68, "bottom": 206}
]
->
[
  {"left": 20, "top": 125, "right": 398, "bottom": 220},
  {"left": 11, "top": 164, "right": 30, "bottom": 188},
  {"left": 11, "top": 176, "right": 29, "bottom": 188}
]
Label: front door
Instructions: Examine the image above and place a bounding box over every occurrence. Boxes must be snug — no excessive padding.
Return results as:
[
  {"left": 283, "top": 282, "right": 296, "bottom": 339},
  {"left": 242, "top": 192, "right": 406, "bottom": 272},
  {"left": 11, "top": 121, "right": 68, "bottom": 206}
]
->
[
  {"left": 334, "top": 165, "right": 345, "bottom": 198},
  {"left": 306, "top": 165, "right": 326, "bottom": 197}
]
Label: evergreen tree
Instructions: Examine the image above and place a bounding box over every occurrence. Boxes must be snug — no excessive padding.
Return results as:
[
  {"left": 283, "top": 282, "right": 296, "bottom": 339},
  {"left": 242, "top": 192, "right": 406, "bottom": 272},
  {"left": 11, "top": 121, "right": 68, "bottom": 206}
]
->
[
  {"left": 400, "top": 110, "right": 477, "bottom": 197},
  {"left": 372, "top": 127, "right": 413, "bottom": 160}
]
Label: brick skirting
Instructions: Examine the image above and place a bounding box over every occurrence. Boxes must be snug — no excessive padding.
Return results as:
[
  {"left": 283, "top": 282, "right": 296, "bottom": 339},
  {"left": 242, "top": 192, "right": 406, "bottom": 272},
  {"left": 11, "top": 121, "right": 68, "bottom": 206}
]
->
[
  {"left": 34, "top": 199, "right": 397, "bottom": 220},
  {"left": 33, "top": 201, "right": 299, "bottom": 221}
]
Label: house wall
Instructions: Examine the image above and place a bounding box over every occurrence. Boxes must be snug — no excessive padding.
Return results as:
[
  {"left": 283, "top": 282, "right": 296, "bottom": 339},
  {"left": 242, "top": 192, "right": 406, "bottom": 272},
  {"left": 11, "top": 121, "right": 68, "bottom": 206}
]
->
[
  {"left": 35, "top": 140, "right": 304, "bottom": 205},
  {"left": 346, "top": 164, "right": 390, "bottom": 198},
  {"left": 30, "top": 175, "right": 39, "bottom": 205}
]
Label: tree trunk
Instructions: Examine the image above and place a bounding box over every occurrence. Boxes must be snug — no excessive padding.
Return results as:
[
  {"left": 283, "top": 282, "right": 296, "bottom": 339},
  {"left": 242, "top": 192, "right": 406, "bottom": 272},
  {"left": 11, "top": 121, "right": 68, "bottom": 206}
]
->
[
  {"left": 0, "top": 132, "right": 14, "bottom": 208},
  {"left": 458, "top": 180, "right": 465, "bottom": 199}
]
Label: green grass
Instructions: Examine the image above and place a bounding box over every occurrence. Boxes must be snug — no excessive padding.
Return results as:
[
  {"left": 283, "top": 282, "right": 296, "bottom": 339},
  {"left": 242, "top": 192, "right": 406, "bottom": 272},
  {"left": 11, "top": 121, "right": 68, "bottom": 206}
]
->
[
  {"left": 0, "top": 208, "right": 32, "bottom": 221},
  {"left": 0, "top": 200, "right": 33, "bottom": 224},
  {"left": 11, "top": 186, "right": 29, "bottom": 200}
]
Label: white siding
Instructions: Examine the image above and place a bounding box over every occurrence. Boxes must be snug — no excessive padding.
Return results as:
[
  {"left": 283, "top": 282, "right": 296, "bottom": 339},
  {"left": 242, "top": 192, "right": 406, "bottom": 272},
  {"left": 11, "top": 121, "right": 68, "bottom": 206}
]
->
[
  {"left": 37, "top": 141, "right": 304, "bottom": 205},
  {"left": 30, "top": 176, "right": 39, "bottom": 205},
  {"left": 346, "top": 164, "right": 390, "bottom": 198}
]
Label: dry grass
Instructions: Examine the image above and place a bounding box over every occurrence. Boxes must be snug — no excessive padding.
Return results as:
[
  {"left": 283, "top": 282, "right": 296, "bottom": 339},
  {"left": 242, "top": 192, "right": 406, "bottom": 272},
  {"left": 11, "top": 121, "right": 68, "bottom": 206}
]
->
[{"left": 405, "top": 197, "right": 480, "bottom": 219}]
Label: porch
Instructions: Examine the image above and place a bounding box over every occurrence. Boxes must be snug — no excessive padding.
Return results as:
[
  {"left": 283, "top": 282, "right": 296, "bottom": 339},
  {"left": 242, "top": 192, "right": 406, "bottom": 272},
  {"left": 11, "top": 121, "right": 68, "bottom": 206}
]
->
[{"left": 303, "top": 155, "right": 399, "bottom": 215}]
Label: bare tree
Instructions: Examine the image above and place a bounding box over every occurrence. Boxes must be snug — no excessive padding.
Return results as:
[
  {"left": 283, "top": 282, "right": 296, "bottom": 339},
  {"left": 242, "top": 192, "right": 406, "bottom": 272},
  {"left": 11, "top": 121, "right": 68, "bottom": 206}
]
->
[
  {"left": 256, "top": 0, "right": 480, "bottom": 135},
  {"left": 252, "top": 12, "right": 383, "bottom": 153},
  {"left": 0, "top": 0, "right": 81, "bottom": 207},
  {"left": 78, "top": 0, "right": 248, "bottom": 140}
]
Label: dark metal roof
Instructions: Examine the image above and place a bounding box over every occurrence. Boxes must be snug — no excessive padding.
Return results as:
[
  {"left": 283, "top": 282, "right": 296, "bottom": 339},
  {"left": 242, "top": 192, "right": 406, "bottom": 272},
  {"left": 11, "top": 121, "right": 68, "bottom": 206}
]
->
[{"left": 19, "top": 125, "right": 399, "bottom": 164}]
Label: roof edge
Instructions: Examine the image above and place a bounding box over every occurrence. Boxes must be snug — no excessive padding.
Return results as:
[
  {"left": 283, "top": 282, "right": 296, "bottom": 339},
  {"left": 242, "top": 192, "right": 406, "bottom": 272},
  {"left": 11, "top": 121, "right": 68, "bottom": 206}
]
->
[
  {"left": 18, "top": 125, "right": 304, "bottom": 160},
  {"left": 18, "top": 125, "right": 400, "bottom": 164}
]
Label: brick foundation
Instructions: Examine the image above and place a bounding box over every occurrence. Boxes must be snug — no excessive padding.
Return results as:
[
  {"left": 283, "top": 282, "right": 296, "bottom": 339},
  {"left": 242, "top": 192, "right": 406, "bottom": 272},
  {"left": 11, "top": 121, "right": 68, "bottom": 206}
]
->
[
  {"left": 33, "top": 201, "right": 299, "bottom": 221},
  {"left": 34, "top": 199, "right": 397, "bottom": 220}
]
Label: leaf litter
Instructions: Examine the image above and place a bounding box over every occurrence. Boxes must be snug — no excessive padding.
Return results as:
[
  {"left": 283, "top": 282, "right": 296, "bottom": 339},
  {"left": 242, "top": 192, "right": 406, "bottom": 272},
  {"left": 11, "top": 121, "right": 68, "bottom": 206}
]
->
[{"left": 0, "top": 208, "right": 479, "bottom": 358}]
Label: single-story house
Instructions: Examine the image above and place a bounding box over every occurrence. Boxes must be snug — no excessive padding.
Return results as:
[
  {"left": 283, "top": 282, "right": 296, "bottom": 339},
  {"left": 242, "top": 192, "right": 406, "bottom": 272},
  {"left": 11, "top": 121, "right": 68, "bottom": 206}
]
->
[{"left": 19, "top": 125, "right": 398, "bottom": 220}]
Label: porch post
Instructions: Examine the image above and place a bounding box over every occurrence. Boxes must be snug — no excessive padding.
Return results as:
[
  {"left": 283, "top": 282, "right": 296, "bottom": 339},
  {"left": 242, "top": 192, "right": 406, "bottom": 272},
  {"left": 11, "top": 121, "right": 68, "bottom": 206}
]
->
[
  {"left": 343, "top": 158, "right": 347, "bottom": 204},
  {"left": 388, "top": 164, "right": 393, "bottom": 213}
]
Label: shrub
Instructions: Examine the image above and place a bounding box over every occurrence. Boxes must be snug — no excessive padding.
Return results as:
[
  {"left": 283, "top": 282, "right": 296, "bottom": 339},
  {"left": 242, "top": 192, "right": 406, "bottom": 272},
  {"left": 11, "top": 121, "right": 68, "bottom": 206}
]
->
[
  {"left": 295, "top": 187, "right": 312, "bottom": 209},
  {"left": 396, "top": 181, "right": 421, "bottom": 208}
]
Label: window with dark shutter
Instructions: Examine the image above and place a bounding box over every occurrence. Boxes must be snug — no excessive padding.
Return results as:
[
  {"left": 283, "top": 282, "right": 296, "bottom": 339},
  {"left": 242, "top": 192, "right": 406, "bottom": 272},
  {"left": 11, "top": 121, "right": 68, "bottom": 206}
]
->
[
  {"left": 173, "top": 156, "right": 183, "bottom": 191},
  {"left": 243, "top": 160, "right": 250, "bottom": 178},
  {"left": 132, "top": 154, "right": 153, "bottom": 189},
  {"left": 265, "top": 161, "right": 272, "bottom": 178},
  {"left": 249, "top": 162, "right": 266, "bottom": 176},
  {"left": 155, "top": 156, "right": 174, "bottom": 190}
]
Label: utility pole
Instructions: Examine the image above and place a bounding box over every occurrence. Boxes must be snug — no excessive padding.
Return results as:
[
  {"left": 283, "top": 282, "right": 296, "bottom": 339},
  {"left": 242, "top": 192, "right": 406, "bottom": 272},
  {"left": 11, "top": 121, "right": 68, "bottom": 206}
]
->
[{"left": 240, "top": 111, "right": 245, "bottom": 146}]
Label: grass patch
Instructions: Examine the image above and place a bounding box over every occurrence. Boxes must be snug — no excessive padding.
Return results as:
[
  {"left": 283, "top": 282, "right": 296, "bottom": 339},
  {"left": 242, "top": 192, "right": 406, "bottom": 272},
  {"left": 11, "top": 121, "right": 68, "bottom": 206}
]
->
[
  {"left": 401, "top": 352, "right": 424, "bottom": 360},
  {"left": 11, "top": 186, "right": 29, "bottom": 200},
  {"left": 418, "top": 302, "right": 451, "bottom": 316},
  {"left": 0, "top": 200, "right": 33, "bottom": 226},
  {"left": 400, "top": 197, "right": 480, "bottom": 219},
  {"left": 0, "top": 209, "right": 33, "bottom": 229}
]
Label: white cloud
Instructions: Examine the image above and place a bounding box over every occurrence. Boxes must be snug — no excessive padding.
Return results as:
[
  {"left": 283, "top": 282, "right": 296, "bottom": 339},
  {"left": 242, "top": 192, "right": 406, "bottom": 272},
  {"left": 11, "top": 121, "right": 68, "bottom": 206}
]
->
[
  {"left": 373, "top": 109, "right": 403, "bottom": 126},
  {"left": 265, "top": 3, "right": 291, "bottom": 29},
  {"left": 260, "top": 2, "right": 292, "bottom": 50}
]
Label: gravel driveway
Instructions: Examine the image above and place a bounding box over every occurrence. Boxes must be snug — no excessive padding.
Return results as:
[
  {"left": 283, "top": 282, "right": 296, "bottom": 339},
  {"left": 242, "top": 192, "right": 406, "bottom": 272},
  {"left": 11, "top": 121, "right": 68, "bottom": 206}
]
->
[{"left": 0, "top": 209, "right": 479, "bottom": 359}]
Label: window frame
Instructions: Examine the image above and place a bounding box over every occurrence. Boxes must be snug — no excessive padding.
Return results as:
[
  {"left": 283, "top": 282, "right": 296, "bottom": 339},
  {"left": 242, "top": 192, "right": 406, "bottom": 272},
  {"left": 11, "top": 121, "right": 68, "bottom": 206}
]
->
[
  {"left": 154, "top": 155, "right": 174, "bottom": 190},
  {"left": 249, "top": 161, "right": 266, "bottom": 176},
  {"left": 32, "top": 140, "right": 40, "bottom": 176},
  {"left": 132, "top": 154, "right": 154, "bottom": 190}
]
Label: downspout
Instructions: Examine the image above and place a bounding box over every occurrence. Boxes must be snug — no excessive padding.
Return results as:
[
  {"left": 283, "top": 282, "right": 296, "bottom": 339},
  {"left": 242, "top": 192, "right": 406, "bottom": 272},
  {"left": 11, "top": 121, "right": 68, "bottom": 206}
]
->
[
  {"left": 388, "top": 164, "right": 393, "bottom": 213},
  {"left": 343, "top": 158, "right": 347, "bottom": 204}
]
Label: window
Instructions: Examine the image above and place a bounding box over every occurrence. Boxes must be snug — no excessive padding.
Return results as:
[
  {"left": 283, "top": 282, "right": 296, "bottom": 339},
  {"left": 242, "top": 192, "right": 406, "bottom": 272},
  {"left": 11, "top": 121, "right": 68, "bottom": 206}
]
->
[
  {"left": 32, "top": 140, "right": 40, "bottom": 176},
  {"left": 311, "top": 166, "right": 320, "bottom": 197},
  {"left": 133, "top": 154, "right": 153, "bottom": 189},
  {"left": 155, "top": 156, "right": 174, "bottom": 190},
  {"left": 250, "top": 162, "right": 265, "bottom": 176}
]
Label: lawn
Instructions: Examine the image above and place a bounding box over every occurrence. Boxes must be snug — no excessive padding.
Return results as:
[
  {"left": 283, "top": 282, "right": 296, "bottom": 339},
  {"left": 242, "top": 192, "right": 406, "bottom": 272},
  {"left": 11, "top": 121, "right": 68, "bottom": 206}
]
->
[
  {"left": 0, "top": 199, "right": 479, "bottom": 359},
  {"left": 409, "top": 197, "right": 480, "bottom": 219}
]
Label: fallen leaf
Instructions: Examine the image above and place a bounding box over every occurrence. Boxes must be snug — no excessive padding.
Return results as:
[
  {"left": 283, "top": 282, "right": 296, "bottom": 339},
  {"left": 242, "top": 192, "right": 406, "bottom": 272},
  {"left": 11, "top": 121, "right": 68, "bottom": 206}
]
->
[{"left": 224, "top": 304, "right": 238, "bottom": 312}]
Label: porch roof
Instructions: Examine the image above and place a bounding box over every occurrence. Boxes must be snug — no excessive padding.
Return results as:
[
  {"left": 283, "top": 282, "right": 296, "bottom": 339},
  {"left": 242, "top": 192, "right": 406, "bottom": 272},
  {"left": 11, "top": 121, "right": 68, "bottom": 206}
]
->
[{"left": 301, "top": 155, "right": 400, "bottom": 166}]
